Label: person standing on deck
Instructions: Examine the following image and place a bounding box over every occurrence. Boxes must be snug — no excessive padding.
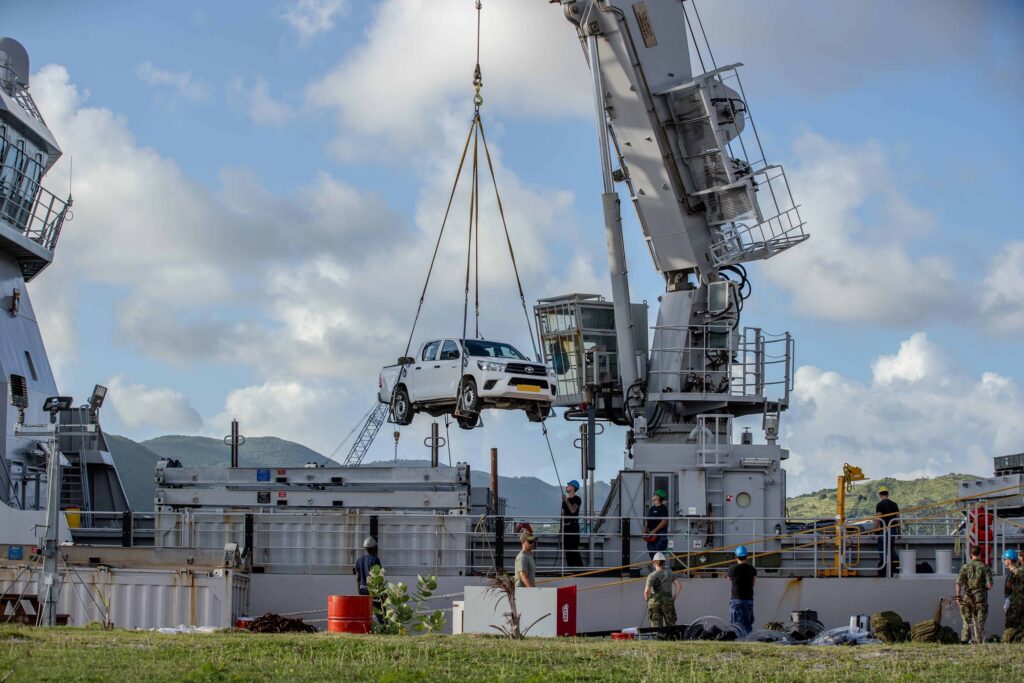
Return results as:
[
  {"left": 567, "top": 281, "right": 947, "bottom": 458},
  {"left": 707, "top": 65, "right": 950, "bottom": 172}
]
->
[
  {"left": 957, "top": 545, "right": 994, "bottom": 643},
  {"left": 642, "top": 489, "right": 669, "bottom": 559},
  {"left": 875, "top": 487, "right": 900, "bottom": 577},
  {"left": 728, "top": 545, "right": 757, "bottom": 636},
  {"left": 561, "top": 480, "right": 583, "bottom": 568}
]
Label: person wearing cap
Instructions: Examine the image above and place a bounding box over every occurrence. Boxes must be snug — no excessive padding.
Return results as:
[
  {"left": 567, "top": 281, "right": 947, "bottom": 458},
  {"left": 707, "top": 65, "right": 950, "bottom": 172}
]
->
[
  {"left": 875, "top": 487, "right": 900, "bottom": 577},
  {"left": 355, "top": 536, "right": 382, "bottom": 597},
  {"left": 642, "top": 489, "right": 669, "bottom": 558},
  {"left": 561, "top": 480, "right": 583, "bottom": 568},
  {"left": 728, "top": 545, "right": 756, "bottom": 636},
  {"left": 957, "top": 544, "right": 993, "bottom": 643},
  {"left": 515, "top": 530, "right": 537, "bottom": 588},
  {"left": 643, "top": 551, "right": 678, "bottom": 629},
  {"left": 1003, "top": 549, "right": 1024, "bottom": 631}
]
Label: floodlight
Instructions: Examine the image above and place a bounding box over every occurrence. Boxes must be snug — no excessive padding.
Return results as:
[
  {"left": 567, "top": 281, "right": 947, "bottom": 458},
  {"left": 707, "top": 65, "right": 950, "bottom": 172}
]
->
[
  {"left": 89, "top": 384, "right": 107, "bottom": 409},
  {"left": 42, "top": 396, "right": 73, "bottom": 412},
  {"left": 9, "top": 374, "right": 28, "bottom": 409}
]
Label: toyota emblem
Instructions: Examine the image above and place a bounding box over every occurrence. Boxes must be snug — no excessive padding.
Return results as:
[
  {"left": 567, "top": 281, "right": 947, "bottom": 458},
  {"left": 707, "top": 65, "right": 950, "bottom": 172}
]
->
[{"left": 525, "top": 367, "right": 534, "bottom": 374}]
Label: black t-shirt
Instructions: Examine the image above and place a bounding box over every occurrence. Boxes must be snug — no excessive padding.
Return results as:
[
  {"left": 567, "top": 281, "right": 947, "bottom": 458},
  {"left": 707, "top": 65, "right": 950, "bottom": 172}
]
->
[
  {"left": 565, "top": 493, "right": 581, "bottom": 528},
  {"left": 876, "top": 499, "right": 900, "bottom": 528},
  {"left": 728, "top": 562, "right": 757, "bottom": 600},
  {"left": 646, "top": 503, "right": 668, "bottom": 536}
]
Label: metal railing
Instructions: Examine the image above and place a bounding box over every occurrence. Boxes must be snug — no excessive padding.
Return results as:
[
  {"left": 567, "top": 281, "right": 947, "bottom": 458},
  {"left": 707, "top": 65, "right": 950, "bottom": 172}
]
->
[
  {"left": 648, "top": 325, "right": 793, "bottom": 403},
  {"left": 60, "top": 507, "right": 1024, "bottom": 580},
  {"left": 0, "top": 159, "right": 70, "bottom": 252},
  {"left": 0, "top": 63, "right": 46, "bottom": 125}
]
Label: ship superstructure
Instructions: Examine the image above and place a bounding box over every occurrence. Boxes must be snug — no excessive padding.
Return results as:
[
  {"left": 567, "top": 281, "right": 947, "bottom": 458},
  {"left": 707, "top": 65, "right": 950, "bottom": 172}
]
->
[{"left": 0, "top": 37, "right": 127, "bottom": 545}]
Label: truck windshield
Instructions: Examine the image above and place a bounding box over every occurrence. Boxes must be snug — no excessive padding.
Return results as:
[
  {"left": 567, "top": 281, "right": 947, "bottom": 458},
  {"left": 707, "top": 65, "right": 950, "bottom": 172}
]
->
[{"left": 462, "top": 340, "right": 528, "bottom": 360}]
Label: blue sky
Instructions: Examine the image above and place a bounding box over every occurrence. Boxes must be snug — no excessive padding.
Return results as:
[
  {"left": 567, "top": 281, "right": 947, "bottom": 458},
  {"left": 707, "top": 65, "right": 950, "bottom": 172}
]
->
[{"left": 5, "top": 0, "right": 1023, "bottom": 496}]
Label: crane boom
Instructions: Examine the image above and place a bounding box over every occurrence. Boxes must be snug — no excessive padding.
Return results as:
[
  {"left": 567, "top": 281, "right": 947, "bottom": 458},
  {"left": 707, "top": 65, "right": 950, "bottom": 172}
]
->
[
  {"left": 342, "top": 403, "right": 389, "bottom": 467},
  {"left": 546, "top": 0, "right": 810, "bottom": 550},
  {"left": 560, "top": 0, "right": 807, "bottom": 422}
]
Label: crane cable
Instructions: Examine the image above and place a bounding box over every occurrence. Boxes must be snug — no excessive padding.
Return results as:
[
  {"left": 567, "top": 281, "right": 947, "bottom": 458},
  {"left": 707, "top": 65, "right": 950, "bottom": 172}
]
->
[{"left": 400, "top": 0, "right": 539, "bottom": 363}]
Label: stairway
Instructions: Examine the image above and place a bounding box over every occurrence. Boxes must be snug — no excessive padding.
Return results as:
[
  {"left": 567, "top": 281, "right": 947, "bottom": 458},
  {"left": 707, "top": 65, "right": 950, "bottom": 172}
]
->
[{"left": 59, "top": 453, "right": 85, "bottom": 510}]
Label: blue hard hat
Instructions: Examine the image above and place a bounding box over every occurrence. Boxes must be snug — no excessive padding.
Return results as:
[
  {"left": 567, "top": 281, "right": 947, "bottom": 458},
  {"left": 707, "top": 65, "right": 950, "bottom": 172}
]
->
[
  {"left": 566, "top": 480, "right": 580, "bottom": 490},
  {"left": 1005, "top": 549, "right": 1020, "bottom": 562},
  {"left": 735, "top": 545, "right": 749, "bottom": 558}
]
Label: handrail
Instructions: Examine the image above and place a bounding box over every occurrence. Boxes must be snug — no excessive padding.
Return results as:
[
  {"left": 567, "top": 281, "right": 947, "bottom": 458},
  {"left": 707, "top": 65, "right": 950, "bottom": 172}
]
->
[{"left": 0, "top": 158, "right": 71, "bottom": 252}]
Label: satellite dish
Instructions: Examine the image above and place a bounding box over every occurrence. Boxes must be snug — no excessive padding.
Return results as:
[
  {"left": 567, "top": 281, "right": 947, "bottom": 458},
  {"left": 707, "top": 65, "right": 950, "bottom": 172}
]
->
[{"left": 0, "top": 37, "right": 31, "bottom": 87}]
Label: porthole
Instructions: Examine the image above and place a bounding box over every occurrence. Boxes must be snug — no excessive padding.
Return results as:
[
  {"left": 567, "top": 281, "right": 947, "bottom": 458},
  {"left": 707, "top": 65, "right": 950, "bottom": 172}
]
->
[{"left": 736, "top": 492, "right": 751, "bottom": 508}]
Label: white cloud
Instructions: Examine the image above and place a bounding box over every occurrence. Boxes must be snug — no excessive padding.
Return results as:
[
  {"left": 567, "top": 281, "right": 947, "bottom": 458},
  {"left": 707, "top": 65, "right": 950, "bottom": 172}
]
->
[
  {"left": 105, "top": 376, "right": 203, "bottom": 434},
  {"left": 784, "top": 334, "right": 1024, "bottom": 495},
  {"left": 135, "top": 62, "right": 210, "bottom": 101},
  {"left": 229, "top": 76, "right": 293, "bottom": 125},
  {"left": 281, "top": 0, "right": 347, "bottom": 42},
  {"left": 209, "top": 381, "right": 347, "bottom": 454},
  {"left": 305, "top": 0, "right": 589, "bottom": 158},
  {"left": 29, "top": 62, "right": 602, "bottom": 449},
  {"left": 761, "top": 133, "right": 964, "bottom": 325},
  {"left": 982, "top": 241, "right": 1024, "bottom": 332},
  {"left": 871, "top": 332, "right": 947, "bottom": 385}
]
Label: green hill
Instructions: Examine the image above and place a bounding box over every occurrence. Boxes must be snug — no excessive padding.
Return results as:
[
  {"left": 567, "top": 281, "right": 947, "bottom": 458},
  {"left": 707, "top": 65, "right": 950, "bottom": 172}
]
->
[
  {"left": 141, "top": 435, "right": 332, "bottom": 469},
  {"left": 105, "top": 435, "right": 164, "bottom": 511},
  {"left": 786, "top": 473, "right": 979, "bottom": 520},
  {"left": 106, "top": 434, "right": 333, "bottom": 511}
]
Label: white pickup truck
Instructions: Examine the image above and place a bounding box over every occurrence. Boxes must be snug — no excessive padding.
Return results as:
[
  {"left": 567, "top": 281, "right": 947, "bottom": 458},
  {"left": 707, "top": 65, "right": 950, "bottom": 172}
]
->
[{"left": 378, "top": 338, "right": 556, "bottom": 429}]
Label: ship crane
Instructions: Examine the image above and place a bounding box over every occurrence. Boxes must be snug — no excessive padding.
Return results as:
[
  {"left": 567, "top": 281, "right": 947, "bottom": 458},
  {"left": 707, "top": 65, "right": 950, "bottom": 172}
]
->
[{"left": 536, "top": 0, "right": 811, "bottom": 552}]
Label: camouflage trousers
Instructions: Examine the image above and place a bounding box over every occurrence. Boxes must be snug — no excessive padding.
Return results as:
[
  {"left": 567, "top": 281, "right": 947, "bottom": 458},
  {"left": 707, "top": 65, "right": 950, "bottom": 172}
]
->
[
  {"left": 960, "top": 599, "right": 988, "bottom": 643},
  {"left": 1007, "top": 601, "right": 1024, "bottom": 631},
  {"left": 647, "top": 597, "right": 677, "bottom": 628}
]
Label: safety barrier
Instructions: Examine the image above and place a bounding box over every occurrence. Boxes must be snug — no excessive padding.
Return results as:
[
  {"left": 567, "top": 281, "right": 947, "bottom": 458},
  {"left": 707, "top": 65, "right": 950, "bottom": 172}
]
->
[{"left": 63, "top": 486, "right": 1024, "bottom": 582}]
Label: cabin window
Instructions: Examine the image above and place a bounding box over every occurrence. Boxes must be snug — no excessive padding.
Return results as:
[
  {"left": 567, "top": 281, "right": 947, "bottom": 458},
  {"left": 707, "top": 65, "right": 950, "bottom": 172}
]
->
[{"left": 24, "top": 350, "right": 38, "bottom": 381}]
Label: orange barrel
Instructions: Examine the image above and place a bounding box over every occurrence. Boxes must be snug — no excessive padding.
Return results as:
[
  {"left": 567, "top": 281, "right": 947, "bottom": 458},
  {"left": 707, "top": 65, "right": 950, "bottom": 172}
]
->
[{"left": 327, "top": 595, "right": 372, "bottom": 634}]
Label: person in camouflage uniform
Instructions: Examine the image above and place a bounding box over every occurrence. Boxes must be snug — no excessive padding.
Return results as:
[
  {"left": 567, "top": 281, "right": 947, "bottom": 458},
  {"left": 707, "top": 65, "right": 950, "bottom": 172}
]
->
[
  {"left": 957, "top": 545, "right": 994, "bottom": 643},
  {"left": 644, "top": 552, "right": 679, "bottom": 628},
  {"left": 1003, "top": 549, "right": 1024, "bottom": 631}
]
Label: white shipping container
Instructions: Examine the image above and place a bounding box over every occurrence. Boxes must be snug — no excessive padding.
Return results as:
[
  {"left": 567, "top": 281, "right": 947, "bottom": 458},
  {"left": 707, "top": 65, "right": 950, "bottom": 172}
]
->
[{"left": 0, "top": 565, "right": 248, "bottom": 629}]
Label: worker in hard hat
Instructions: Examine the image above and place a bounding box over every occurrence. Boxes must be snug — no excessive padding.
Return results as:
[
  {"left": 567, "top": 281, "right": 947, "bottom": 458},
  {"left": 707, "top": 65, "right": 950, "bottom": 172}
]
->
[
  {"left": 355, "top": 536, "right": 383, "bottom": 621},
  {"left": 956, "top": 545, "right": 994, "bottom": 643},
  {"left": 642, "top": 489, "right": 669, "bottom": 559},
  {"left": 561, "top": 480, "right": 583, "bottom": 568},
  {"left": 515, "top": 531, "right": 537, "bottom": 588},
  {"left": 355, "top": 536, "right": 382, "bottom": 596},
  {"left": 875, "top": 487, "right": 901, "bottom": 577},
  {"left": 643, "top": 551, "right": 678, "bottom": 630},
  {"left": 1003, "top": 549, "right": 1024, "bottom": 631},
  {"left": 728, "top": 546, "right": 757, "bottom": 636}
]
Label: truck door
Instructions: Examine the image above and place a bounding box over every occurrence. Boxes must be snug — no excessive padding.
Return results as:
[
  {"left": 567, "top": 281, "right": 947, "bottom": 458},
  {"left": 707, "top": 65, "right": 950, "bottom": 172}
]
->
[
  {"left": 414, "top": 340, "right": 441, "bottom": 400},
  {"left": 437, "top": 339, "right": 463, "bottom": 399}
]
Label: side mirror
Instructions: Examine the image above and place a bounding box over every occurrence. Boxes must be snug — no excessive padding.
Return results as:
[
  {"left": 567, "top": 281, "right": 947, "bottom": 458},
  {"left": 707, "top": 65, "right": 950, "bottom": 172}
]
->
[{"left": 398, "top": 356, "right": 415, "bottom": 365}]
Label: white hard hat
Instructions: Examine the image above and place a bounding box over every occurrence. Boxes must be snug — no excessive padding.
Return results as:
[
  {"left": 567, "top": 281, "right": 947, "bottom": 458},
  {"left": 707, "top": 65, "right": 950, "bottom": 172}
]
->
[
  {"left": 363, "top": 536, "right": 378, "bottom": 549},
  {"left": 652, "top": 552, "right": 666, "bottom": 562}
]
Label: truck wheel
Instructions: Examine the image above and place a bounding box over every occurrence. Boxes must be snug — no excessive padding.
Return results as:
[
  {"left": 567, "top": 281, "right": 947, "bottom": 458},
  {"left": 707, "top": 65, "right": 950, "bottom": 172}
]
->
[
  {"left": 392, "top": 386, "right": 414, "bottom": 425},
  {"left": 456, "top": 413, "right": 479, "bottom": 430},
  {"left": 459, "top": 378, "right": 481, "bottom": 414}
]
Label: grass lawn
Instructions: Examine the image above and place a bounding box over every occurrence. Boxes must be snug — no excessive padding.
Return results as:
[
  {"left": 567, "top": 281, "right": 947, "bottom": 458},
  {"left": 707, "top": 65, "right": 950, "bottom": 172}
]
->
[{"left": 2, "top": 625, "right": 1022, "bottom": 682}]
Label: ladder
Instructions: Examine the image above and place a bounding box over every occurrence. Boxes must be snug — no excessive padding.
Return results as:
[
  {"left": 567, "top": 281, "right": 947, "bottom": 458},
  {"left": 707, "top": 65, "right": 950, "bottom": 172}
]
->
[{"left": 59, "top": 452, "right": 86, "bottom": 510}]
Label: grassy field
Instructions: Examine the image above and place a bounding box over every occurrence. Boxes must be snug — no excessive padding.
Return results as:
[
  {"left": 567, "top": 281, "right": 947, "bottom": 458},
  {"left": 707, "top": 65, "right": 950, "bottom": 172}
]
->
[{"left": 2, "top": 626, "right": 1023, "bottom": 682}]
